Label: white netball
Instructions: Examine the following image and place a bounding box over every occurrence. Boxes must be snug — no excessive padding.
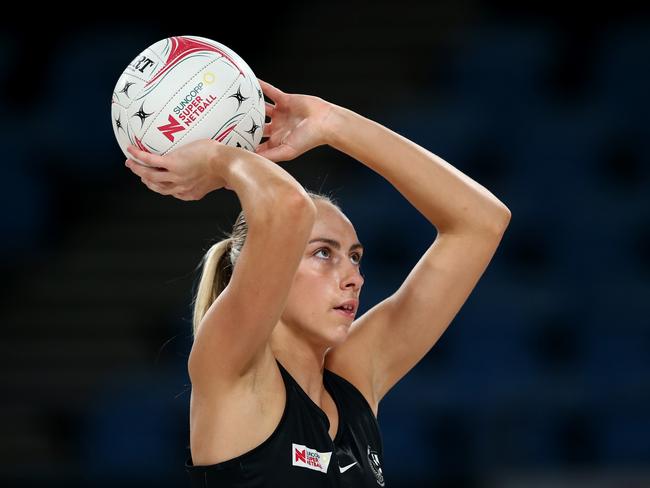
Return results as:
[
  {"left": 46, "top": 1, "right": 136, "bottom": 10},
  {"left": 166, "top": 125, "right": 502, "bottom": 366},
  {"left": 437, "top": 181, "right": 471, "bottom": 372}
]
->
[{"left": 111, "top": 35, "right": 265, "bottom": 166}]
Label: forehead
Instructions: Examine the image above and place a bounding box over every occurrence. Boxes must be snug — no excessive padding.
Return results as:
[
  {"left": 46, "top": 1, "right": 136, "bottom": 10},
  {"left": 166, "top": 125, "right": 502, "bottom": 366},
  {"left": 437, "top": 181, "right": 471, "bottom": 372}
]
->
[{"left": 311, "top": 200, "right": 357, "bottom": 240}]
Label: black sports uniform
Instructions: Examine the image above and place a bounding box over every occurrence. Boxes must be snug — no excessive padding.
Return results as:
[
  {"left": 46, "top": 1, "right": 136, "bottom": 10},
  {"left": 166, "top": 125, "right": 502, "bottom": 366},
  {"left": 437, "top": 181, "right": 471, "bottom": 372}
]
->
[{"left": 185, "top": 358, "right": 386, "bottom": 487}]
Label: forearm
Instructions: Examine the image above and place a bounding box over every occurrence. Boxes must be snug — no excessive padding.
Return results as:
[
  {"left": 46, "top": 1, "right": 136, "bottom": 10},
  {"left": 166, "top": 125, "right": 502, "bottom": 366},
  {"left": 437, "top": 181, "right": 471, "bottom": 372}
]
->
[
  {"left": 322, "top": 104, "right": 511, "bottom": 234},
  {"left": 214, "top": 143, "right": 314, "bottom": 224}
]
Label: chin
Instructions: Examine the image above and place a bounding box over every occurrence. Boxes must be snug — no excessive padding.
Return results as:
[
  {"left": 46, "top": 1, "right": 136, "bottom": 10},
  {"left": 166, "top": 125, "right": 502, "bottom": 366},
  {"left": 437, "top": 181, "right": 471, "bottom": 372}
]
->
[
  {"left": 313, "top": 327, "right": 349, "bottom": 349},
  {"left": 330, "top": 325, "right": 351, "bottom": 344}
]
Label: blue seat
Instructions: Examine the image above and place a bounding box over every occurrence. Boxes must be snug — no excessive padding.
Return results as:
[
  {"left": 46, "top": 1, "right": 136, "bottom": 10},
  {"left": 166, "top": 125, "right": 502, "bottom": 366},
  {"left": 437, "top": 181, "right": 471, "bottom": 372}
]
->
[
  {"left": 78, "top": 367, "right": 189, "bottom": 481},
  {"left": 0, "top": 162, "right": 48, "bottom": 264}
]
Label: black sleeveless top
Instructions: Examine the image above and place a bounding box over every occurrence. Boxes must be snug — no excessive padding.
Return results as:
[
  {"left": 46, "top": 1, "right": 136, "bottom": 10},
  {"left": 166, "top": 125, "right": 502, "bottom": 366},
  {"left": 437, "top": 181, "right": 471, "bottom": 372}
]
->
[{"left": 185, "top": 358, "right": 386, "bottom": 487}]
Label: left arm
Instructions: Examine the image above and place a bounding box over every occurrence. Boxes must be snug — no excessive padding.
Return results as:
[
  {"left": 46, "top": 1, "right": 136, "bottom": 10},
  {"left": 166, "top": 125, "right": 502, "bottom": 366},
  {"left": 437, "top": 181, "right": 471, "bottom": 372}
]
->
[
  {"left": 256, "top": 81, "right": 511, "bottom": 408},
  {"left": 321, "top": 104, "right": 510, "bottom": 406},
  {"left": 323, "top": 104, "right": 511, "bottom": 234}
]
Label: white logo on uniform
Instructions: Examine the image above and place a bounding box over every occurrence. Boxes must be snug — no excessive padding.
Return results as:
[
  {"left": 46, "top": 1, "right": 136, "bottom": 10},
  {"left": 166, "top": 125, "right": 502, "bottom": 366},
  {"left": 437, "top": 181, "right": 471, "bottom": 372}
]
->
[
  {"left": 339, "top": 461, "right": 358, "bottom": 473},
  {"left": 292, "top": 443, "right": 332, "bottom": 473},
  {"left": 367, "top": 445, "right": 385, "bottom": 486}
]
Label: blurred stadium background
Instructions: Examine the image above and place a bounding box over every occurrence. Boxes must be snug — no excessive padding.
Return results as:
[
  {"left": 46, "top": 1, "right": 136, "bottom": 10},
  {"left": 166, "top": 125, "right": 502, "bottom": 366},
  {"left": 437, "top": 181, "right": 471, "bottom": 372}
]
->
[{"left": 1, "top": 2, "right": 649, "bottom": 486}]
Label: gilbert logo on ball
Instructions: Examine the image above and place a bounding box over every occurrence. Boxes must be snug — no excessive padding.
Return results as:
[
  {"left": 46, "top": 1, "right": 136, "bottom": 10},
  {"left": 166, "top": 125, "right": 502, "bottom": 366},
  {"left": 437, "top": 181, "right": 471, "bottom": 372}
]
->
[{"left": 111, "top": 35, "right": 264, "bottom": 166}]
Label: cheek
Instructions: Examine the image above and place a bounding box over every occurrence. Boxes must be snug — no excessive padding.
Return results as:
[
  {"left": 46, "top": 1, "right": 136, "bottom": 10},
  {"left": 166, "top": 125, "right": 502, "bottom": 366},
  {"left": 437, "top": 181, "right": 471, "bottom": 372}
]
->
[
  {"left": 288, "top": 268, "right": 330, "bottom": 312},
  {"left": 295, "top": 260, "right": 328, "bottom": 284}
]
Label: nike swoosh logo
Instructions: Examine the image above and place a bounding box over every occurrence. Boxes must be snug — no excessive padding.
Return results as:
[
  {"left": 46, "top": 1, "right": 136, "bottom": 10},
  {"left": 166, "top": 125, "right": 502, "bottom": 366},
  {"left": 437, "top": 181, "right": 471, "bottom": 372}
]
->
[{"left": 339, "top": 462, "right": 358, "bottom": 473}]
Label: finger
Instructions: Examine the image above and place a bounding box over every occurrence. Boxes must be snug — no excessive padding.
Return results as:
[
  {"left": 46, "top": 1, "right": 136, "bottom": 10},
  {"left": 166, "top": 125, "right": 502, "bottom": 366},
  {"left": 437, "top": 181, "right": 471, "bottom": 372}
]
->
[
  {"left": 140, "top": 177, "right": 157, "bottom": 193},
  {"left": 127, "top": 159, "right": 175, "bottom": 184},
  {"left": 263, "top": 122, "right": 273, "bottom": 137},
  {"left": 126, "top": 145, "right": 169, "bottom": 169},
  {"left": 141, "top": 178, "right": 174, "bottom": 195},
  {"left": 126, "top": 159, "right": 176, "bottom": 184},
  {"left": 126, "top": 145, "right": 163, "bottom": 167},
  {"left": 255, "top": 143, "right": 297, "bottom": 163},
  {"left": 155, "top": 181, "right": 175, "bottom": 191},
  {"left": 255, "top": 140, "right": 273, "bottom": 154},
  {"left": 264, "top": 101, "right": 275, "bottom": 118},
  {"left": 258, "top": 79, "right": 285, "bottom": 103}
]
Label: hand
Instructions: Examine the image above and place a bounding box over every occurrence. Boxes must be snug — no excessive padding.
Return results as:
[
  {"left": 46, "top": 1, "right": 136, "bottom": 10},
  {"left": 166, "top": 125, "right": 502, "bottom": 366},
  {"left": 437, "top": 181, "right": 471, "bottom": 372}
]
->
[
  {"left": 255, "top": 79, "right": 333, "bottom": 162},
  {"left": 125, "top": 139, "right": 234, "bottom": 201}
]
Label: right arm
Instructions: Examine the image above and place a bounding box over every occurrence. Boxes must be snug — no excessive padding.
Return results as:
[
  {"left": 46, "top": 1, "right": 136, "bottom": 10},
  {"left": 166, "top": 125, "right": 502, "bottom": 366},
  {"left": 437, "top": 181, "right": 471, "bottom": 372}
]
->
[
  {"left": 188, "top": 144, "right": 317, "bottom": 383},
  {"left": 125, "top": 141, "right": 316, "bottom": 385}
]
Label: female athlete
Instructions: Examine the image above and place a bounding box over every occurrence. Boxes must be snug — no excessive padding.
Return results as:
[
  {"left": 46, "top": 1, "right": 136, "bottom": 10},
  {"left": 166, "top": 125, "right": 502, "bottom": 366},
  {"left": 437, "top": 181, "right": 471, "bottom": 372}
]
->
[{"left": 124, "top": 79, "right": 511, "bottom": 487}]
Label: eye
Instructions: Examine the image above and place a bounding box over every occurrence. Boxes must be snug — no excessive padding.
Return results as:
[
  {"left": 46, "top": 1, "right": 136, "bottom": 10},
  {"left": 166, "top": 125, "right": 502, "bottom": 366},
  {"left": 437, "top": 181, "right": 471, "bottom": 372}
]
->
[
  {"left": 314, "top": 247, "right": 363, "bottom": 266},
  {"left": 314, "top": 247, "right": 331, "bottom": 259}
]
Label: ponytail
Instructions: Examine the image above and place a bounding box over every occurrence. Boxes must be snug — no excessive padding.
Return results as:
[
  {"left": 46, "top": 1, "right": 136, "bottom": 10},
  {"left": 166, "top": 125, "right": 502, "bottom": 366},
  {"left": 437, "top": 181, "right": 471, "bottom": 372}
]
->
[
  {"left": 190, "top": 190, "right": 340, "bottom": 338},
  {"left": 191, "top": 237, "right": 233, "bottom": 337}
]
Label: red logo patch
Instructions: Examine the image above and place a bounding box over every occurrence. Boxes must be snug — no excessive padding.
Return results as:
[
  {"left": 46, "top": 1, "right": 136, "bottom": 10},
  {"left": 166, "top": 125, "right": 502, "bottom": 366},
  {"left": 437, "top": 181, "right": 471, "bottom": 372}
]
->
[{"left": 157, "top": 115, "right": 185, "bottom": 142}]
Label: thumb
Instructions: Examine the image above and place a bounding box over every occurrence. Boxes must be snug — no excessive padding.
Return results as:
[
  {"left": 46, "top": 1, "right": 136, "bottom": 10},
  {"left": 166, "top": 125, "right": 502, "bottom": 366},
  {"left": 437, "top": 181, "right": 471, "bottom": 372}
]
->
[{"left": 255, "top": 144, "right": 297, "bottom": 163}]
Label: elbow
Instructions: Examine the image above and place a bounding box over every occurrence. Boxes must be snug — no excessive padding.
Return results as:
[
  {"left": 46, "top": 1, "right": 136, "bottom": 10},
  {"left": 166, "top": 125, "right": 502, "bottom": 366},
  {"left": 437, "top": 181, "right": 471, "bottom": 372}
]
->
[
  {"left": 500, "top": 204, "right": 512, "bottom": 226},
  {"left": 440, "top": 206, "right": 511, "bottom": 237},
  {"left": 449, "top": 204, "right": 512, "bottom": 237},
  {"left": 467, "top": 204, "right": 512, "bottom": 237},
  {"left": 252, "top": 183, "right": 316, "bottom": 228},
  {"left": 286, "top": 187, "right": 318, "bottom": 218},
  {"left": 489, "top": 205, "right": 512, "bottom": 235},
  {"left": 276, "top": 190, "right": 317, "bottom": 244},
  {"left": 278, "top": 186, "right": 318, "bottom": 228}
]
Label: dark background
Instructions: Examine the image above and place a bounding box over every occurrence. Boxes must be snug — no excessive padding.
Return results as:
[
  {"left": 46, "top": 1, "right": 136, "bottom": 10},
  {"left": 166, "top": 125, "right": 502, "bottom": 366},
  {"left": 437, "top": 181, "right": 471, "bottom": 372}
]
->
[{"left": 1, "top": 1, "right": 649, "bottom": 486}]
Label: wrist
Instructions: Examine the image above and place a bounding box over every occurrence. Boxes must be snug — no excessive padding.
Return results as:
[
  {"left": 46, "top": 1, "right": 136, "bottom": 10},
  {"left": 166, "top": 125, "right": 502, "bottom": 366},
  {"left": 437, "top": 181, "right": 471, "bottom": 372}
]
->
[
  {"left": 320, "top": 102, "right": 347, "bottom": 148},
  {"left": 208, "top": 140, "right": 235, "bottom": 189}
]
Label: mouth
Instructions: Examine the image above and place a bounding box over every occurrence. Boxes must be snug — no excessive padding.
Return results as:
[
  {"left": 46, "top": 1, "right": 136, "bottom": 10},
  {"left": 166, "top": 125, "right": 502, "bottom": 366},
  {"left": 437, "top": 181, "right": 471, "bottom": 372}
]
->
[
  {"left": 333, "top": 298, "right": 359, "bottom": 320},
  {"left": 332, "top": 307, "right": 356, "bottom": 320}
]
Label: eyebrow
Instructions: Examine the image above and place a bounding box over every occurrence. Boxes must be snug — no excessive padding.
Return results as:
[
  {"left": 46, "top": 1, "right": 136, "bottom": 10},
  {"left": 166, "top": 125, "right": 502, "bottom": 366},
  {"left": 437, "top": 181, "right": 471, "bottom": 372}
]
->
[{"left": 308, "top": 237, "right": 364, "bottom": 252}]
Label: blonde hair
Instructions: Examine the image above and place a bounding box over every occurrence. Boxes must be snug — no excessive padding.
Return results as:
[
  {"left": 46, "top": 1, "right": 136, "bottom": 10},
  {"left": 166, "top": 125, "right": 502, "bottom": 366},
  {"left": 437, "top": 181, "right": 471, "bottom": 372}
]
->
[{"left": 191, "top": 190, "right": 340, "bottom": 337}]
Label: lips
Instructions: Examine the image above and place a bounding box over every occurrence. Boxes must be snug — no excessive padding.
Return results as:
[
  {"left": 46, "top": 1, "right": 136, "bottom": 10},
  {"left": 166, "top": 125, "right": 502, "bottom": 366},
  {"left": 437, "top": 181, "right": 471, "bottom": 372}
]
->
[
  {"left": 333, "top": 299, "right": 358, "bottom": 316},
  {"left": 334, "top": 307, "right": 355, "bottom": 319}
]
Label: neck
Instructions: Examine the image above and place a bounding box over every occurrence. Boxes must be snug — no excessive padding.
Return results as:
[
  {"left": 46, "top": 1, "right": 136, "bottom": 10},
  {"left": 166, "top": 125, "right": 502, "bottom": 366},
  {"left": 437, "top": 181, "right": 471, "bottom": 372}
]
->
[{"left": 270, "top": 320, "right": 330, "bottom": 405}]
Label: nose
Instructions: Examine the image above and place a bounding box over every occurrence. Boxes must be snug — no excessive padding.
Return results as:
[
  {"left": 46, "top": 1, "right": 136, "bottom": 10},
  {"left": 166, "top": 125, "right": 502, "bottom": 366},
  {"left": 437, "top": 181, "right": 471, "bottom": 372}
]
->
[{"left": 340, "top": 262, "right": 364, "bottom": 291}]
